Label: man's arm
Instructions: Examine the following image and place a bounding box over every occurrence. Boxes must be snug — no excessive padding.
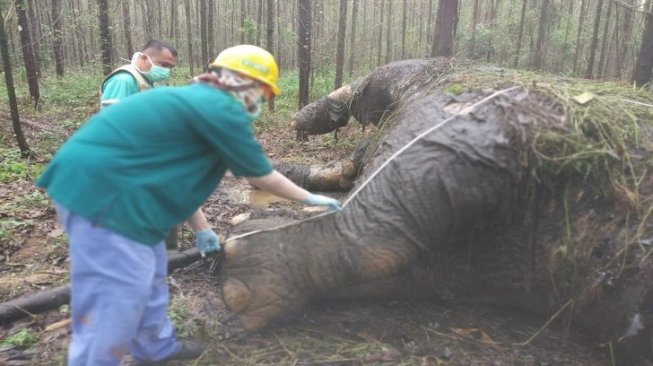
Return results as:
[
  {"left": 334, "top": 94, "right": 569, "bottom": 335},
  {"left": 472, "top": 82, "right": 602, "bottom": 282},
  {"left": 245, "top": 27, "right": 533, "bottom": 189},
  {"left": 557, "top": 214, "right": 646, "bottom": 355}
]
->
[
  {"left": 186, "top": 208, "right": 211, "bottom": 232},
  {"left": 247, "top": 170, "right": 341, "bottom": 211}
]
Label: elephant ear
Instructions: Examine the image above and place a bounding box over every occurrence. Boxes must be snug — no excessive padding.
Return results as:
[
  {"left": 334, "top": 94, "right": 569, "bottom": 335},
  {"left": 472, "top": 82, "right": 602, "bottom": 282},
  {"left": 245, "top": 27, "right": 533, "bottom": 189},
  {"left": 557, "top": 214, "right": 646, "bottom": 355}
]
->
[{"left": 326, "top": 98, "right": 350, "bottom": 129}]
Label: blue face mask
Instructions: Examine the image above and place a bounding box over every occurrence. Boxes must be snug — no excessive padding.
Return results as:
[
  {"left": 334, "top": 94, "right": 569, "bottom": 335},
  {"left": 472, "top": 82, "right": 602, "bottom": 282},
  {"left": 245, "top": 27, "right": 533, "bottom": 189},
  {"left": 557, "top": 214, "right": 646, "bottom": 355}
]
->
[{"left": 134, "top": 52, "right": 171, "bottom": 83}]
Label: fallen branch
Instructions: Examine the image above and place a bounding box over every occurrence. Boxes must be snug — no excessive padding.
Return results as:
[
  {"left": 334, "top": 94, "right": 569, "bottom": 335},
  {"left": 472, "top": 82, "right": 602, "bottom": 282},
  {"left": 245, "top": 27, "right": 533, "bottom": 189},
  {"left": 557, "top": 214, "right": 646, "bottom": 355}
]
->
[
  {"left": 0, "top": 247, "right": 208, "bottom": 324},
  {"left": 1, "top": 112, "right": 54, "bottom": 132}
]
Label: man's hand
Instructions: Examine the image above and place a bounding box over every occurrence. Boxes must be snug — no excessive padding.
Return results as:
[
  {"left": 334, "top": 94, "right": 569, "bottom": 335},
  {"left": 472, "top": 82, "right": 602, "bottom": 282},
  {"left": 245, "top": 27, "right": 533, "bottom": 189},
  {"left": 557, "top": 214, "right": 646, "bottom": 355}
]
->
[
  {"left": 194, "top": 229, "right": 221, "bottom": 257},
  {"left": 304, "top": 193, "right": 342, "bottom": 212}
]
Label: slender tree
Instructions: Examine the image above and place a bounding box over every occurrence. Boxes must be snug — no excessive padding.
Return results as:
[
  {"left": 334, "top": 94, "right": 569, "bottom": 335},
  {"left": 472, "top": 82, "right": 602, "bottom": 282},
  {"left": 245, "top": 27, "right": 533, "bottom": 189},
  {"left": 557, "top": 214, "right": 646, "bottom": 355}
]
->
[
  {"left": 256, "top": 0, "right": 263, "bottom": 46},
  {"left": 597, "top": 0, "right": 613, "bottom": 78},
  {"left": 0, "top": 3, "right": 30, "bottom": 157},
  {"left": 240, "top": 0, "right": 246, "bottom": 43},
  {"left": 200, "top": 0, "right": 208, "bottom": 67},
  {"left": 185, "top": 0, "right": 194, "bottom": 76},
  {"left": 377, "top": 0, "right": 384, "bottom": 65},
  {"left": 334, "top": 0, "right": 347, "bottom": 89},
  {"left": 208, "top": 1, "right": 215, "bottom": 57},
  {"left": 616, "top": 0, "right": 635, "bottom": 80},
  {"left": 431, "top": 0, "right": 458, "bottom": 57},
  {"left": 15, "top": 0, "right": 39, "bottom": 107},
  {"left": 122, "top": 0, "right": 133, "bottom": 56},
  {"left": 385, "top": 0, "right": 392, "bottom": 64},
  {"left": 470, "top": 0, "right": 480, "bottom": 58},
  {"left": 266, "top": 0, "right": 275, "bottom": 112},
  {"left": 347, "top": 0, "right": 358, "bottom": 77},
  {"left": 52, "top": 0, "right": 64, "bottom": 76},
  {"left": 633, "top": 2, "right": 653, "bottom": 86},
  {"left": 584, "top": 0, "right": 604, "bottom": 79},
  {"left": 298, "top": 0, "right": 312, "bottom": 109},
  {"left": 513, "top": 0, "right": 528, "bottom": 67},
  {"left": 532, "top": 0, "right": 550, "bottom": 69},
  {"left": 401, "top": 0, "right": 407, "bottom": 59},
  {"left": 573, "top": 0, "right": 588, "bottom": 73},
  {"left": 25, "top": 0, "right": 40, "bottom": 75}
]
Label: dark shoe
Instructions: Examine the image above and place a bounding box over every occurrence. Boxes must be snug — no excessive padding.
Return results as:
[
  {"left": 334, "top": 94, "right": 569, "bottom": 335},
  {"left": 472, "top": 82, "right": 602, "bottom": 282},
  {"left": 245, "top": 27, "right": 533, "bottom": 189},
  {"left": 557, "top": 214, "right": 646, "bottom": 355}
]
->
[{"left": 132, "top": 340, "right": 207, "bottom": 365}]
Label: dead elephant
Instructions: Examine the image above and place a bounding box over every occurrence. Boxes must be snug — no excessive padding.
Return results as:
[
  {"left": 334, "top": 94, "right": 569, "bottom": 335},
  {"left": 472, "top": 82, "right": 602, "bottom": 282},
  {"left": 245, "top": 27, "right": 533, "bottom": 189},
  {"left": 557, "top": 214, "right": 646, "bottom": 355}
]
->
[
  {"left": 222, "top": 61, "right": 653, "bottom": 365},
  {"left": 292, "top": 58, "right": 452, "bottom": 139}
]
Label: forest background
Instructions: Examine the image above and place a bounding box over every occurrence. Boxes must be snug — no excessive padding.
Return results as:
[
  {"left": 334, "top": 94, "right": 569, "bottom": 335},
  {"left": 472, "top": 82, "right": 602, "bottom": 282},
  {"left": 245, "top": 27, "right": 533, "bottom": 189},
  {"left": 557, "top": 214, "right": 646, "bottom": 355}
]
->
[{"left": 0, "top": 1, "right": 652, "bottom": 363}]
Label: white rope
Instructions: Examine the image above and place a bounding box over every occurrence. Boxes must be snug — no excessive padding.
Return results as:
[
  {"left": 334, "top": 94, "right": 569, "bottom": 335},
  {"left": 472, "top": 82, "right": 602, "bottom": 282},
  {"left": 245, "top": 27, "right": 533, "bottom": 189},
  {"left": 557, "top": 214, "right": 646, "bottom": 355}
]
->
[
  {"left": 603, "top": 96, "right": 653, "bottom": 108},
  {"left": 223, "top": 86, "right": 520, "bottom": 243},
  {"left": 342, "top": 86, "right": 520, "bottom": 207}
]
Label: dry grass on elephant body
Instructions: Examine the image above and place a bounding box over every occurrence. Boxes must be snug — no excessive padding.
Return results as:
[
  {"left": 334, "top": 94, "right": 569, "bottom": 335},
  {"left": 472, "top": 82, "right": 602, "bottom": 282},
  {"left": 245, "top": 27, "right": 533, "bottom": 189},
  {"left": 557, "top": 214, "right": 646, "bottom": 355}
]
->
[{"left": 365, "top": 63, "right": 653, "bottom": 258}]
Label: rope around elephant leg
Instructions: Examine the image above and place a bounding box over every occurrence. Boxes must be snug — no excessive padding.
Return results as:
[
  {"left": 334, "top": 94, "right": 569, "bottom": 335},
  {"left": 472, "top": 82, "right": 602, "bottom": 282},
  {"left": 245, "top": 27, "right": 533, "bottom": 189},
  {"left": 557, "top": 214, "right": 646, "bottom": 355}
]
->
[{"left": 224, "top": 86, "right": 521, "bottom": 242}]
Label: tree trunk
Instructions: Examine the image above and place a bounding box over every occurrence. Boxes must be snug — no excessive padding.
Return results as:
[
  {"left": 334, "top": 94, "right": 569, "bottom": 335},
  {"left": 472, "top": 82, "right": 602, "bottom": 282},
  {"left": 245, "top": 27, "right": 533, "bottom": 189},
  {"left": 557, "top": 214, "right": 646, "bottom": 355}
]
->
[
  {"left": 25, "top": 0, "right": 41, "bottom": 76},
  {"left": 122, "top": 0, "right": 133, "bottom": 56},
  {"left": 240, "top": 0, "right": 246, "bottom": 43},
  {"left": 185, "top": 0, "right": 194, "bottom": 76},
  {"left": 632, "top": 4, "right": 653, "bottom": 86},
  {"left": 208, "top": 0, "right": 215, "bottom": 57},
  {"left": 385, "top": 0, "right": 392, "bottom": 64},
  {"left": 584, "top": 0, "right": 604, "bottom": 79},
  {"left": 532, "top": 0, "right": 550, "bottom": 70},
  {"left": 377, "top": 0, "right": 384, "bottom": 66},
  {"left": 347, "top": 0, "right": 358, "bottom": 77},
  {"left": 0, "top": 5, "right": 30, "bottom": 157},
  {"left": 256, "top": 0, "right": 263, "bottom": 46},
  {"left": 424, "top": 0, "right": 433, "bottom": 55},
  {"left": 401, "top": 0, "right": 407, "bottom": 59},
  {"left": 513, "top": 0, "right": 528, "bottom": 67},
  {"left": 334, "top": 0, "right": 347, "bottom": 89},
  {"left": 470, "top": 0, "right": 480, "bottom": 59},
  {"left": 200, "top": 0, "right": 208, "bottom": 67},
  {"left": 266, "top": 0, "right": 275, "bottom": 112},
  {"left": 573, "top": 0, "right": 588, "bottom": 74},
  {"left": 297, "top": 0, "right": 312, "bottom": 110},
  {"left": 0, "top": 247, "right": 205, "bottom": 324},
  {"left": 597, "top": 0, "right": 613, "bottom": 78},
  {"left": 616, "top": 0, "right": 635, "bottom": 80},
  {"left": 52, "top": 0, "right": 64, "bottom": 77},
  {"left": 431, "top": 0, "right": 458, "bottom": 57},
  {"left": 15, "top": 0, "right": 39, "bottom": 108}
]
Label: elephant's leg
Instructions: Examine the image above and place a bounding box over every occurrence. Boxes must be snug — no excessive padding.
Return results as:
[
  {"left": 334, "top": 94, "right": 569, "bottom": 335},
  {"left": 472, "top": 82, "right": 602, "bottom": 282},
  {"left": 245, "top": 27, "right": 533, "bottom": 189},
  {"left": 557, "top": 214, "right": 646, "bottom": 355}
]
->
[{"left": 221, "top": 217, "right": 419, "bottom": 331}]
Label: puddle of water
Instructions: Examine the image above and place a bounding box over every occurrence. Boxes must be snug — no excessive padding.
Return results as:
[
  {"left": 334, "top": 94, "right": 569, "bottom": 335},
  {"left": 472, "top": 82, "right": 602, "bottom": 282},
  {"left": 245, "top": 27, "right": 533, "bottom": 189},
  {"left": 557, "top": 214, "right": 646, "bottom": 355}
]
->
[{"left": 248, "top": 189, "right": 290, "bottom": 208}]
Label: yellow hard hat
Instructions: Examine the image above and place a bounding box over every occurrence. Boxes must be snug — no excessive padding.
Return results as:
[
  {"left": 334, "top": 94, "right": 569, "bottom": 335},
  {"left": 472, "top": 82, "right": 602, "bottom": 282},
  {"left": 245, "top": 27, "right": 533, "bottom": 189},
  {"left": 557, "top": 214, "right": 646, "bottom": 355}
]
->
[{"left": 209, "top": 45, "right": 281, "bottom": 96}]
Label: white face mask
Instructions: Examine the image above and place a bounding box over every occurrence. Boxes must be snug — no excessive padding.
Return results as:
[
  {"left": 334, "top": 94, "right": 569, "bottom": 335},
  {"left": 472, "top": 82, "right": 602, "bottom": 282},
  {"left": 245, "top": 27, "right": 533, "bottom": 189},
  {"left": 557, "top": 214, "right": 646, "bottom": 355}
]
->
[{"left": 130, "top": 52, "right": 170, "bottom": 83}]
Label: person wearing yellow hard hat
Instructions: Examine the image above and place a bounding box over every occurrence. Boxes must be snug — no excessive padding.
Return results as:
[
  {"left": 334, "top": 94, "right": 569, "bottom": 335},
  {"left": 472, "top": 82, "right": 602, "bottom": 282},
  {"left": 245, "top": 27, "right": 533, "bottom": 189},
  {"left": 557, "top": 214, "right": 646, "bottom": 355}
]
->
[{"left": 35, "top": 45, "right": 340, "bottom": 366}]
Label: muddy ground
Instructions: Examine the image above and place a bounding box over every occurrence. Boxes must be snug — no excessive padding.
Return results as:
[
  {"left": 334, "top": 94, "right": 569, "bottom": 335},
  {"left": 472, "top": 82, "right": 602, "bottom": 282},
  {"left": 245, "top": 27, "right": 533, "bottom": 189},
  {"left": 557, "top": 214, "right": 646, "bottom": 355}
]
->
[{"left": 0, "top": 114, "right": 612, "bottom": 365}]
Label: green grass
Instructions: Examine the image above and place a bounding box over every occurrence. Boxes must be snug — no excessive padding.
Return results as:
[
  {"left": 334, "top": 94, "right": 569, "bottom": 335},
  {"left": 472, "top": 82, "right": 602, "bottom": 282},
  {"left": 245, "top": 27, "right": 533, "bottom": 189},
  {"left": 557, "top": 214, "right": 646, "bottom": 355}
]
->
[{"left": 0, "top": 328, "right": 39, "bottom": 348}]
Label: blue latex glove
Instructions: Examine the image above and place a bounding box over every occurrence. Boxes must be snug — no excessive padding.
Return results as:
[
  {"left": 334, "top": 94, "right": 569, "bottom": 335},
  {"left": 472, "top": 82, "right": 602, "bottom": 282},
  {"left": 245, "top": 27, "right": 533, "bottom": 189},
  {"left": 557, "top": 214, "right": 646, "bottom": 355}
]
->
[
  {"left": 194, "top": 229, "right": 221, "bottom": 257},
  {"left": 303, "top": 193, "right": 342, "bottom": 212}
]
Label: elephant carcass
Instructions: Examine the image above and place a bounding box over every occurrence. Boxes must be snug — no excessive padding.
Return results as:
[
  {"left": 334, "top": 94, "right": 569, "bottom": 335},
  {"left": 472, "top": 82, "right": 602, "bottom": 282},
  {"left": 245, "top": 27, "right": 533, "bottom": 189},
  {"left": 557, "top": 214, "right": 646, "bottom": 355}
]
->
[
  {"left": 222, "top": 62, "right": 653, "bottom": 364},
  {"left": 292, "top": 84, "right": 355, "bottom": 140},
  {"left": 292, "top": 59, "right": 452, "bottom": 139}
]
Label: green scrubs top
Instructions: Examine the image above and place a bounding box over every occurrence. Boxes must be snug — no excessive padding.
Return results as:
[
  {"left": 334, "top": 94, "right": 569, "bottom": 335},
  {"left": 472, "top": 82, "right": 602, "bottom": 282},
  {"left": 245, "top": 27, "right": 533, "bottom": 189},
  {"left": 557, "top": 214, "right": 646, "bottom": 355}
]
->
[{"left": 37, "top": 83, "right": 273, "bottom": 245}]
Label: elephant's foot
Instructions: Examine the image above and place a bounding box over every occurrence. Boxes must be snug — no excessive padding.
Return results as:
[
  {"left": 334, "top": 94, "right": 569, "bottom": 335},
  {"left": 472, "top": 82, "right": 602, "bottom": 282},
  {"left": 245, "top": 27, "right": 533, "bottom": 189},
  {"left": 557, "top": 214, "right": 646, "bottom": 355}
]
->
[{"left": 221, "top": 238, "right": 308, "bottom": 331}]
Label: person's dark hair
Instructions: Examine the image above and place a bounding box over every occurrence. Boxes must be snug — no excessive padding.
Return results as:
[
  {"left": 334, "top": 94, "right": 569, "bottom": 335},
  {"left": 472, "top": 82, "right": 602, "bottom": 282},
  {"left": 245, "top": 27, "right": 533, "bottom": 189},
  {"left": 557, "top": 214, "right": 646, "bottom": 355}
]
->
[{"left": 141, "top": 40, "right": 178, "bottom": 57}]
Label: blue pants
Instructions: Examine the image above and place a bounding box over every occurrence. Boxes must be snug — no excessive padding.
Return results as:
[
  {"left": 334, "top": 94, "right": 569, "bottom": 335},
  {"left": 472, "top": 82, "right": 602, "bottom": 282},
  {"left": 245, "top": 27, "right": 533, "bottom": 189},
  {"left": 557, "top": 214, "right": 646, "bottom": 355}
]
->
[{"left": 55, "top": 204, "right": 181, "bottom": 366}]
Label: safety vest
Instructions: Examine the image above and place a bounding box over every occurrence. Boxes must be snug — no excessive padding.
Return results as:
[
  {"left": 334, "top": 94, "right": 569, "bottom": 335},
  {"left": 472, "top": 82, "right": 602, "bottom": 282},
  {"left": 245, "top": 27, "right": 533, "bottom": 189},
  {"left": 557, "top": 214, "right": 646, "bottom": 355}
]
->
[{"left": 101, "top": 64, "right": 153, "bottom": 94}]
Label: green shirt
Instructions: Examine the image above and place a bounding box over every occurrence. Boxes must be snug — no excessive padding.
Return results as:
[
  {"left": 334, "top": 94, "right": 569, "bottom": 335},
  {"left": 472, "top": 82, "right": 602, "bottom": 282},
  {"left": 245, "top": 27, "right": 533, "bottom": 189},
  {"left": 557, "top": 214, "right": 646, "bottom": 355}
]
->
[
  {"left": 100, "top": 65, "right": 154, "bottom": 108},
  {"left": 37, "top": 84, "right": 273, "bottom": 245}
]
